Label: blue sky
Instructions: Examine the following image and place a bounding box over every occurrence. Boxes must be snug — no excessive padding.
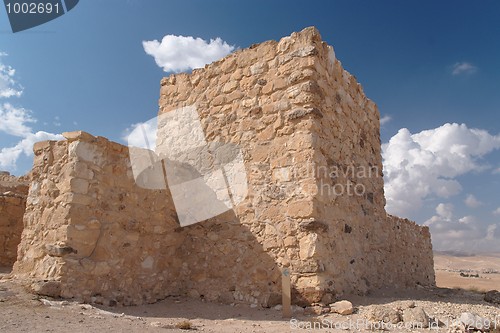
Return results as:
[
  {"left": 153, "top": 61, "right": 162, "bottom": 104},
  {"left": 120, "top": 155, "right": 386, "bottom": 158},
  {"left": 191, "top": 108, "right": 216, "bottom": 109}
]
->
[{"left": 1, "top": 0, "right": 499, "bottom": 252}]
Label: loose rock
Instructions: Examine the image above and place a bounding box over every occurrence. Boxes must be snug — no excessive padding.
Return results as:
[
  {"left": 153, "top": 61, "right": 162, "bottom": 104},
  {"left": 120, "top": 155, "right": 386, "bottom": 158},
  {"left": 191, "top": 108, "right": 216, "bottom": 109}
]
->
[
  {"left": 484, "top": 290, "right": 500, "bottom": 304},
  {"left": 368, "top": 305, "right": 401, "bottom": 324},
  {"left": 460, "top": 312, "right": 491, "bottom": 331},
  {"left": 330, "top": 300, "right": 354, "bottom": 315},
  {"left": 402, "top": 307, "right": 430, "bottom": 328}
]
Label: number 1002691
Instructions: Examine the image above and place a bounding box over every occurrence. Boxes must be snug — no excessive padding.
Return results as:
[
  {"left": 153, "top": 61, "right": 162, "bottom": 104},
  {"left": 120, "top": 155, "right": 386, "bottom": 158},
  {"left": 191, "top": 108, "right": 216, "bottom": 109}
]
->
[{"left": 5, "top": 2, "right": 60, "bottom": 14}]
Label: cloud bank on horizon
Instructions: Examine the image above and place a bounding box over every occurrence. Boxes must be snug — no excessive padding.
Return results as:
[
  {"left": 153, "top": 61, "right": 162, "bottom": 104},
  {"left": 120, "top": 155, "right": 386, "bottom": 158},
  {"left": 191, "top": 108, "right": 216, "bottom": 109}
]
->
[
  {"left": 0, "top": 53, "right": 62, "bottom": 171},
  {"left": 424, "top": 202, "right": 499, "bottom": 253},
  {"left": 382, "top": 123, "right": 500, "bottom": 252}
]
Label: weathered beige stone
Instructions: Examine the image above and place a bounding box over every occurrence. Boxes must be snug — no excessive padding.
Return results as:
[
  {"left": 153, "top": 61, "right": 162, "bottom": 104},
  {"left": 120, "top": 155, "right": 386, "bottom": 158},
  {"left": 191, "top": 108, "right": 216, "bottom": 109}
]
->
[
  {"left": 0, "top": 172, "right": 29, "bottom": 266},
  {"left": 32, "top": 140, "right": 52, "bottom": 153},
  {"left": 330, "top": 300, "right": 354, "bottom": 315},
  {"left": 62, "top": 131, "right": 95, "bottom": 142},
  {"left": 11, "top": 27, "right": 434, "bottom": 307},
  {"left": 299, "top": 233, "right": 318, "bottom": 260},
  {"left": 402, "top": 307, "right": 430, "bottom": 328},
  {"left": 222, "top": 80, "right": 239, "bottom": 93},
  {"left": 70, "top": 178, "right": 89, "bottom": 194},
  {"left": 369, "top": 306, "right": 402, "bottom": 324}
]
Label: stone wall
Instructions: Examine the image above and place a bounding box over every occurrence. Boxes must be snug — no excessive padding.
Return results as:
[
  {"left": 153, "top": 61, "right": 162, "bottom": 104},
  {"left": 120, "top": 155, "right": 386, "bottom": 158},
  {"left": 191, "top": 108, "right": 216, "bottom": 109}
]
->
[
  {"left": 0, "top": 172, "right": 29, "bottom": 266},
  {"left": 156, "top": 26, "right": 435, "bottom": 304},
  {"left": 156, "top": 27, "right": 329, "bottom": 305},
  {"left": 12, "top": 27, "right": 434, "bottom": 306},
  {"left": 384, "top": 215, "right": 435, "bottom": 288},
  {"left": 297, "top": 31, "right": 435, "bottom": 296},
  {"left": 12, "top": 132, "right": 281, "bottom": 306},
  {"left": 13, "top": 133, "right": 184, "bottom": 304}
]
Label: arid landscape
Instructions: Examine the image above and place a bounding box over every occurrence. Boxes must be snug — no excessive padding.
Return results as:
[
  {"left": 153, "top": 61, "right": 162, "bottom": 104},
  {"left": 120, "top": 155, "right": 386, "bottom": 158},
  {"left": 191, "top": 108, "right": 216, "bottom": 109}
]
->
[
  {"left": 1, "top": 4, "right": 499, "bottom": 332},
  {"left": 434, "top": 252, "right": 500, "bottom": 293},
  {"left": 1, "top": 252, "right": 499, "bottom": 332}
]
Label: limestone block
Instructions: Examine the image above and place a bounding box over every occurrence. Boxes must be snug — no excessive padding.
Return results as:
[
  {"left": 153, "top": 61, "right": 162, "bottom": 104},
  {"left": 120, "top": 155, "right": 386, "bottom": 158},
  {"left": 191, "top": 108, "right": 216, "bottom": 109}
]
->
[
  {"left": 31, "top": 280, "right": 61, "bottom": 298},
  {"left": 45, "top": 244, "right": 76, "bottom": 257},
  {"left": 68, "top": 141, "right": 104, "bottom": 166},
  {"left": 66, "top": 192, "right": 92, "bottom": 206},
  {"left": 299, "top": 233, "right": 318, "bottom": 260},
  {"left": 70, "top": 178, "right": 89, "bottom": 194},
  {"left": 369, "top": 306, "right": 402, "bottom": 324},
  {"left": 33, "top": 140, "right": 52, "bottom": 153},
  {"left": 222, "top": 80, "right": 239, "bottom": 93},
  {"left": 460, "top": 312, "right": 490, "bottom": 331},
  {"left": 287, "top": 200, "right": 314, "bottom": 218},
  {"left": 62, "top": 131, "right": 95, "bottom": 142},
  {"left": 67, "top": 224, "right": 100, "bottom": 257},
  {"left": 72, "top": 162, "right": 94, "bottom": 180},
  {"left": 250, "top": 62, "right": 268, "bottom": 75},
  {"left": 330, "top": 300, "right": 354, "bottom": 315},
  {"left": 402, "top": 307, "right": 430, "bottom": 328}
]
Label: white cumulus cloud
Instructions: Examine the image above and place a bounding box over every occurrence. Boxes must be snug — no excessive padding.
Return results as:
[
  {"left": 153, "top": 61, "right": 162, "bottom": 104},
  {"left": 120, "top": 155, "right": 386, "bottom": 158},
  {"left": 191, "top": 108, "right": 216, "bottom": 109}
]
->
[
  {"left": 425, "top": 203, "right": 454, "bottom": 226},
  {"left": 451, "top": 62, "right": 477, "bottom": 76},
  {"left": 464, "top": 194, "right": 482, "bottom": 208},
  {"left": 425, "top": 203, "right": 499, "bottom": 252},
  {"left": 486, "top": 224, "right": 498, "bottom": 241},
  {"left": 436, "top": 203, "right": 454, "bottom": 220},
  {"left": 458, "top": 215, "right": 476, "bottom": 225},
  {"left": 143, "top": 35, "right": 235, "bottom": 73},
  {"left": 0, "top": 53, "right": 23, "bottom": 98},
  {"left": 0, "top": 131, "right": 63, "bottom": 170},
  {"left": 0, "top": 103, "right": 35, "bottom": 137},
  {"left": 380, "top": 115, "right": 392, "bottom": 126},
  {"left": 383, "top": 123, "right": 500, "bottom": 217},
  {"left": 0, "top": 54, "right": 61, "bottom": 173},
  {"left": 493, "top": 207, "right": 500, "bottom": 216},
  {"left": 123, "top": 117, "right": 158, "bottom": 150}
]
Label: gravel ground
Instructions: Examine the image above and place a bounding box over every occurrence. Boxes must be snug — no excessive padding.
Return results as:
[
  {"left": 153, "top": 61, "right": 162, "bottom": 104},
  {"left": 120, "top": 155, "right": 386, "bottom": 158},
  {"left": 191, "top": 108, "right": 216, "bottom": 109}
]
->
[{"left": 1, "top": 269, "right": 499, "bottom": 332}]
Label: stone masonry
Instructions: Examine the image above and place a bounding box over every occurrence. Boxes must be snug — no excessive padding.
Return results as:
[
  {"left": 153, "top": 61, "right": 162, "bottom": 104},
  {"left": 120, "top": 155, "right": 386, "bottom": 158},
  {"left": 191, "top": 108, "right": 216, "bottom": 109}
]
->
[
  {"left": 11, "top": 27, "right": 435, "bottom": 306},
  {"left": 0, "top": 172, "right": 29, "bottom": 266}
]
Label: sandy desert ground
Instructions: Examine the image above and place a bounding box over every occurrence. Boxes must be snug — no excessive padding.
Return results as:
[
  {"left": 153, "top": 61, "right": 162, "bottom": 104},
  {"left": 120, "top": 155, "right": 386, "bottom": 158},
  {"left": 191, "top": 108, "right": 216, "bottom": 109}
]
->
[
  {"left": 1, "top": 253, "right": 499, "bottom": 333},
  {"left": 434, "top": 252, "right": 500, "bottom": 292}
]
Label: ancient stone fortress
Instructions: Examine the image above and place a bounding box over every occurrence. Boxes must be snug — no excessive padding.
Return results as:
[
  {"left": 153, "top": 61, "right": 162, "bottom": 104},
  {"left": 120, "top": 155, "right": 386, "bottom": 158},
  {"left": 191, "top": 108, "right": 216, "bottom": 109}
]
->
[{"left": 2, "top": 27, "right": 435, "bottom": 307}]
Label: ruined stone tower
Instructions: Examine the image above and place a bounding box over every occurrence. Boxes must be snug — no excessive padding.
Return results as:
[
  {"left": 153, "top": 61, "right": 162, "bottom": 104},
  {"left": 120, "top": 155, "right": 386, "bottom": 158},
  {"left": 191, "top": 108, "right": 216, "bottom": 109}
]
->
[{"left": 10, "top": 27, "right": 434, "bottom": 306}]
